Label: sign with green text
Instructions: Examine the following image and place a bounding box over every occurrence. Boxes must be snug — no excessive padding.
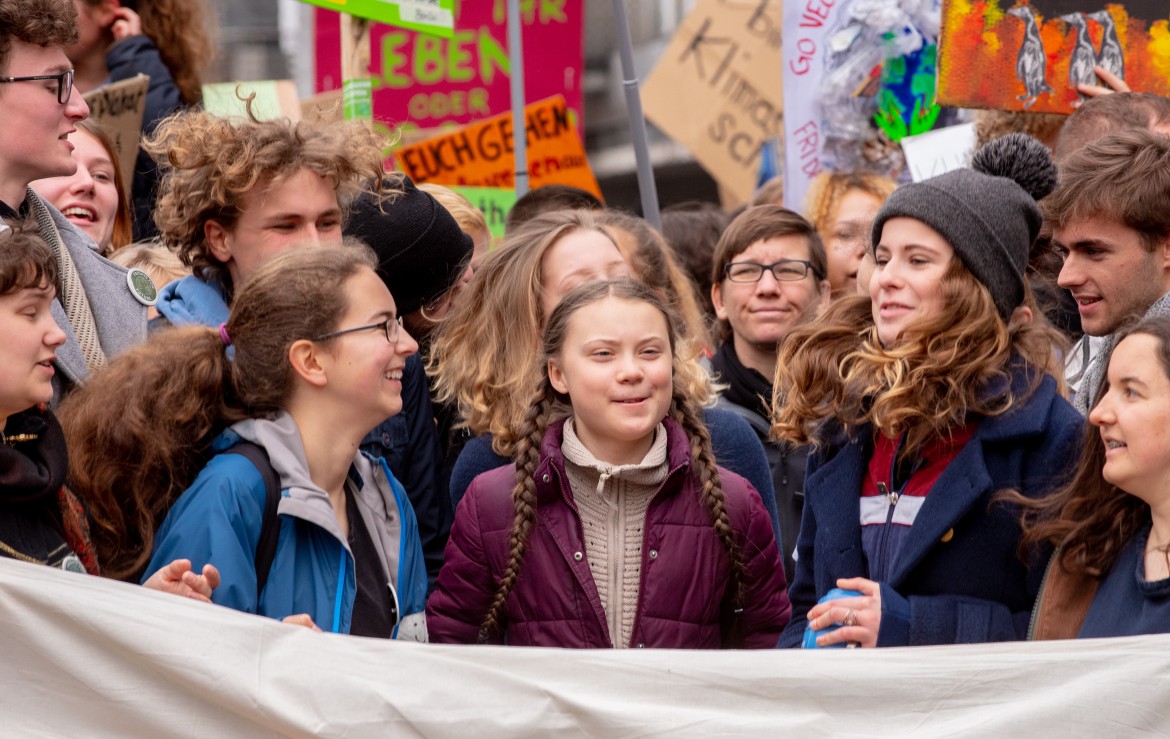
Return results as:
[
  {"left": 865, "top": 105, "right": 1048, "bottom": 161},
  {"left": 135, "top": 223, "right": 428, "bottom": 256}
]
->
[
  {"left": 449, "top": 186, "right": 515, "bottom": 239},
  {"left": 299, "top": 0, "right": 454, "bottom": 38},
  {"left": 315, "top": 1, "right": 584, "bottom": 134}
]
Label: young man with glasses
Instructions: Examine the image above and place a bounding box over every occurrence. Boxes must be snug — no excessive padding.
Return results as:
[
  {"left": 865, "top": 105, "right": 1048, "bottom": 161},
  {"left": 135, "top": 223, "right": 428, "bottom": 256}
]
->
[
  {"left": 709, "top": 205, "right": 831, "bottom": 581},
  {"left": 0, "top": 0, "right": 149, "bottom": 399}
]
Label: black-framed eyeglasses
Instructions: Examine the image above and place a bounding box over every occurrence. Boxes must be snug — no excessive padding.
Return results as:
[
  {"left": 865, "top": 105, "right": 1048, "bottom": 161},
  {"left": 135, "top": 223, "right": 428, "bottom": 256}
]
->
[
  {"left": 0, "top": 69, "right": 74, "bottom": 105},
  {"left": 724, "top": 259, "right": 814, "bottom": 283},
  {"left": 313, "top": 316, "right": 402, "bottom": 344}
]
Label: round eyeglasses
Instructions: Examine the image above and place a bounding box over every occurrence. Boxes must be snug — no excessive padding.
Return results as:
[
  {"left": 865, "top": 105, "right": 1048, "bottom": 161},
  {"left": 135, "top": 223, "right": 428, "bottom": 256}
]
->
[
  {"left": 313, "top": 316, "right": 403, "bottom": 344},
  {"left": 0, "top": 69, "right": 75, "bottom": 105},
  {"left": 724, "top": 259, "right": 814, "bottom": 283}
]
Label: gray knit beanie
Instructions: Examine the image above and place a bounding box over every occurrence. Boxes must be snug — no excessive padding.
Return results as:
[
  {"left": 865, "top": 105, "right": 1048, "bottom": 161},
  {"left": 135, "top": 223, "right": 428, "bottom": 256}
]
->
[{"left": 870, "top": 134, "right": 1054, "bottom": 320}]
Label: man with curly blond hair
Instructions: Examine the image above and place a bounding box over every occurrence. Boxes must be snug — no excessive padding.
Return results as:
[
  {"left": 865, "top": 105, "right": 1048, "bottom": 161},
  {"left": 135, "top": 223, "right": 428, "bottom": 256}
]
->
[{"left": 0, "top": 0, "right": 149, "bottom": 398}]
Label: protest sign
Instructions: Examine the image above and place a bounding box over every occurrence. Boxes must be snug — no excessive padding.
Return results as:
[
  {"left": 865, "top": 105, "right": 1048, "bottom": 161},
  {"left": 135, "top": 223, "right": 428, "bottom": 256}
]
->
[
  {"left": 298, "top": 0, "right": 454, "bottom": 38},
  {"left": 900, "top": 122, "right": 976, "bottom": 182},
  {"left": 394, "top": 95, "right": 600, "bottom": 197},
  {"left": 202, "top": 80, "right": 303, "bottom": 121},
  {"left": 939, "top": 0, "right": 1170, "bottom": 113},
  {"left": 314, "top": 2, "right": 584, "bottom": 134},
  {"left": 781, "top": 0, "right": 852, "bottom": 211},
  {"left": 642, "top": 0, "right": 782, "bottom": 205},
  {"left": 450, "top": 186, "right": 515, "bottom": 239},
  {"left": 82, "top": 75, "right": 148, "bottom": 197}
]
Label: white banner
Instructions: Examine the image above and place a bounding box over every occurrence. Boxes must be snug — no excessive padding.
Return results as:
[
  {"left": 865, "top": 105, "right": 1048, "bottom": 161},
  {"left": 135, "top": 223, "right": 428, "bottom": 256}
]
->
[{"left": 1, "top": 557, "right": 1169, "bottom": 736}]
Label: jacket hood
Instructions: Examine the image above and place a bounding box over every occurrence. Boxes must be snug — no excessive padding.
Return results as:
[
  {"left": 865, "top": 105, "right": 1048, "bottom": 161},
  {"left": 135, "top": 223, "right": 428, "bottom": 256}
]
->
[
  {"left": 219, "top": 412, "right": 350, "bottom": 544},
  {"left": 156, "top": 274, "right": 229, "bottom": 328}
]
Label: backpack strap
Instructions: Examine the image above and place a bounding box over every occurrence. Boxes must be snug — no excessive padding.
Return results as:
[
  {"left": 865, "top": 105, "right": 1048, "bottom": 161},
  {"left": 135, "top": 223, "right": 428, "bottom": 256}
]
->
[{"left": 222, "top": 442, "right": 282, "bottom": 598}]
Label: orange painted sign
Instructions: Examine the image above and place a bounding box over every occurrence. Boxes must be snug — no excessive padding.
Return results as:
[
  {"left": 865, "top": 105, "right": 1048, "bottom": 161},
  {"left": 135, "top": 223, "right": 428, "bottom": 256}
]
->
[{"left": 393, "top": 95, "right": 600, "bottom": 197}]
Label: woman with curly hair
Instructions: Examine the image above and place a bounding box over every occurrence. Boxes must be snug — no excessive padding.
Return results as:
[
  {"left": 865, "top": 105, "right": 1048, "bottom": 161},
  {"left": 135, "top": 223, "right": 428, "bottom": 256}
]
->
[
  {"left": 66, "top": 0, "right": 217, "bottom": 239},
  {"left": 62, "top": 246, "right": 429, "bottom": 638},
  {"left": 1024, "top": 315, "right": 1170, "bottom": 639},
  {"left": 427, "top": 278, "right": 789, "bottom": 647},
  {"left": 773, "top": 137, "right": 1082, "bottom": 648},
  {"left": 431, "top": 210, "right": 782, "bottom": 541}
]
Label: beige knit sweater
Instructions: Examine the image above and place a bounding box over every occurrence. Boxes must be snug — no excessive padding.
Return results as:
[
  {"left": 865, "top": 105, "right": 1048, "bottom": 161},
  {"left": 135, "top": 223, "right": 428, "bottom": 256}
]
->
[{"left": 561, "top": 419, "right": 669, "bottom": 648}]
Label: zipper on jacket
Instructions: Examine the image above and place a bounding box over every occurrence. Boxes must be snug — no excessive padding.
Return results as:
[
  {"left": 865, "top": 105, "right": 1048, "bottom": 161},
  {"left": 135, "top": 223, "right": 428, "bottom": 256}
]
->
[
  {"left": 331, "top": 547, "right": 346, "bottom": 634},
  {"left": 1026, "top": 551, "right": 1059, "bottom": 640},
  {"left": 873, "top": 434, "right": 906, "bottom": 581},
  {"left": 625, "top": 464, "right": 687, "bottom": 648}
]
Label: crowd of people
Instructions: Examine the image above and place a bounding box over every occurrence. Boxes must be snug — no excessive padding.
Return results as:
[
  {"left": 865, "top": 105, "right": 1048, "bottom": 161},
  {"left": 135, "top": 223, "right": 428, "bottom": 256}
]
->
[{"left": 4, "top": 0, "right": 1170, "bottom": 655}]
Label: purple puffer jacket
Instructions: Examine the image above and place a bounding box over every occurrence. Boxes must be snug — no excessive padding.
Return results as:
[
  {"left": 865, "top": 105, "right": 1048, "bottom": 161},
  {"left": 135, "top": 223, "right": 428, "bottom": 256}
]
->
[{"left": 427, "top": 417, "right": 790, "bottom": 648}]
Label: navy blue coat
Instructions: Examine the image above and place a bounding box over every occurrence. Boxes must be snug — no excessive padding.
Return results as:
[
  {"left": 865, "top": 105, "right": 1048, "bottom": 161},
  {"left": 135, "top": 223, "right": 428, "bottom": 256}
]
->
[
  {"left": 449, "top": 406, "right": 783, "bottom": 551},
  {"left": 778, "top": 374, "right": 1082, "bottom": 647}
]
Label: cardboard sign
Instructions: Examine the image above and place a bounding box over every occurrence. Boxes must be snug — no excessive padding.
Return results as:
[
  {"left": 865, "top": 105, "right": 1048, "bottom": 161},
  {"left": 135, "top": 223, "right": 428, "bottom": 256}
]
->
[
  {"left": 449, "top": 186, "right": 515, "bottom": 239},
  {"left": 202, "top": 80, "right": 303, "bottom": 121},
  {"left": 298, "top": 0, "right": 455, "bottom": 37},
  {"left": 900, "top": 122, "right": 976, "bottom": 182},
  {"left": 394, "top": 95, "right": 600, "bottom": 197},
  {"left": 938, "top": 0, "right": 1170, "bottom": 113},
  {"left": 642, "top": 0, "right": 782, "bottom": 205},
  {"left": 314, "top": 1, "right": 585, "bottom": 135},
  {"left": 82, "top": 74, "right": 148, "bottom": 197}
]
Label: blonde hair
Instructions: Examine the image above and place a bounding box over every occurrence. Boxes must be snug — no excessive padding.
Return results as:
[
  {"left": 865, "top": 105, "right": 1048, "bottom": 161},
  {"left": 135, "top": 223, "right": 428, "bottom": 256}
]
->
[
  {"left": 144, "top": 105, "right": 388, "bottom": 295},
  {"left": 108, "top": 241, "right": 189, "bottom": 290},
  {"left": 803, "top": 172, "right": 897, "bottom": 237},
  {"left": 772, "top": 260, "right": 1063, "bottom": 459}
]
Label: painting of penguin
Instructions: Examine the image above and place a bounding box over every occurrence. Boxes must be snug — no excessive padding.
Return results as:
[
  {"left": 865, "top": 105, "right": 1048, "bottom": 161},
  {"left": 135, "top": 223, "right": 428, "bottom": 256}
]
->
[
  {"left": 1088, "top": 9, "right": 1125, "bottom": 80},
  {"left": 1061, "top": 12, "right": 1098, "bottom": 101},
  {"left": 1008, "top": 5, "right": 1053, "bottom": 108}
]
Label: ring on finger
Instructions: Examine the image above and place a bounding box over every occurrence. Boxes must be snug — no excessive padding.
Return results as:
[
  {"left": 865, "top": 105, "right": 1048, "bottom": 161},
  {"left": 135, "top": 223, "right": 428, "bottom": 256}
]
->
[{"left": 842, "top": 608, "right": 858, "bottom": 627}]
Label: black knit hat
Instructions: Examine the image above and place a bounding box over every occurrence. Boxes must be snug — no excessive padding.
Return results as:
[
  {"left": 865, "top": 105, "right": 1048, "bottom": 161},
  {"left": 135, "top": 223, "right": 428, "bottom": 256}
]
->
[
  {"left": 345, "top": 176, "right": 474, "bottom": 315},
  {"left": 871, "top": 134, "right": 1054, "bottom": 320}
]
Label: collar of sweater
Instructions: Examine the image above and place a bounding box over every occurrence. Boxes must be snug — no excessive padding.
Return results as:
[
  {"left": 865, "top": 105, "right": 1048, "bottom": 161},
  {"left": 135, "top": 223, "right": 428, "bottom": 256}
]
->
[{"left": 560, "top": 418, "right": 669, "bottom": 498}]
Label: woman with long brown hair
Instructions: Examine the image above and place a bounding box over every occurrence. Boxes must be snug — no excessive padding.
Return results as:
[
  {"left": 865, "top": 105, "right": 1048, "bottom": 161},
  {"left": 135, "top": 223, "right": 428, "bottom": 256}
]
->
[
  {"left": 773, "top": 137, "right": 1082, "bottom": 647},
  {"left": 1026, "top": 315, "right": 1170, "bottom": 639}
]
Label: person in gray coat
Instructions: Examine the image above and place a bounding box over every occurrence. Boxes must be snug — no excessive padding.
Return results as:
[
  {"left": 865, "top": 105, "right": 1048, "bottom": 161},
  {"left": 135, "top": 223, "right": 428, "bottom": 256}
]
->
[{"left": 0, "top": 0, "right": 150, "bottom": 400}]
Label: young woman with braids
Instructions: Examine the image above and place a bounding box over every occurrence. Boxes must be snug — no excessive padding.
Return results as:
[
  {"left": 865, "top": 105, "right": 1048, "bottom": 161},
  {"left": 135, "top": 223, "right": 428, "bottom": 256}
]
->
[
  {"left": 773, "top": 137, "right": 1082, "bottom": 648},
  {"left": 427, "top": 278, "right": 789, "bottom": 647},
  {"left": 60, "top": 246, "right": 429, "bottom": 638},
  {"left": 431, "top": 209, "right": 783, "bottom": 541},
  {"left": 1024, "top": 316, "right": 1170, "bottom": 639}
]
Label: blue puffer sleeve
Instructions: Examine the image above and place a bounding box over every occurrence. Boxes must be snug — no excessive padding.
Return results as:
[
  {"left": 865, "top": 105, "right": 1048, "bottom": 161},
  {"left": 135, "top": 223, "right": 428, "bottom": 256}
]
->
[
  {"left": 703, "top": 406, "right": 783, "bottom": 551},
  {"left": 141, "top": 454, "right": 268, "bottom": 614}
]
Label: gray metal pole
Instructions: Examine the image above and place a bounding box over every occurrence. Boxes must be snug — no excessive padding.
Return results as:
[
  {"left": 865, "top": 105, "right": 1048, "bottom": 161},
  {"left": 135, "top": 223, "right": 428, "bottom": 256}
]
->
[
  {"left": 611, "top": 0, "right": 661, "bottom": 229},
  {"left": 507, "top": 0, "right": 529, "bottom": 197}
]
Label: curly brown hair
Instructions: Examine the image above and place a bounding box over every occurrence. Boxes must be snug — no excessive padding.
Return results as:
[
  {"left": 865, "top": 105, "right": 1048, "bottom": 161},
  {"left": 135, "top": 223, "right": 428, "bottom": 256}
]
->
[
  {"left": 144, "top": 105, "right": 388, "bottom": 296},
  {"left": 772, "top": 260, "right": 1064, "bottom": 460},
  {"left": 477, "top": 278, "right": 746, "bottom": 642},
  {"left": 0, "top": 0, "right": 78, "bottom": 72},
  {"left": 82, "top": 0, "right": 214, "bottom": 105},
  {"left": 0, "top": 220, "right": 60, "bottom": 296},
  {"left": 60, "top": 245, "right": 377, "bottom": 580}
]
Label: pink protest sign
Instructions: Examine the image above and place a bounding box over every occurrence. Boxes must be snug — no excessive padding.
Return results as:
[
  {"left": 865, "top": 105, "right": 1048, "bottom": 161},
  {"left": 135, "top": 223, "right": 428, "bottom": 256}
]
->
[{"left": 314, "top": 2, "right": 584, "bottom": 134}]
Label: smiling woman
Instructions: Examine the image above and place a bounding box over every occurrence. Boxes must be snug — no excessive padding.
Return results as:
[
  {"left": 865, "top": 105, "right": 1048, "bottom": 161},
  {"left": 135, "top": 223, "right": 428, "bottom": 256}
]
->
[
  {"left": 772, "top": 135, "right": 1082, "bottom": 649},
  {"left": 31, "top": 120, "right": 131, "bottom": 253},
  {"left": 60, "top": 246, "right": 429, "bottom": 639}
]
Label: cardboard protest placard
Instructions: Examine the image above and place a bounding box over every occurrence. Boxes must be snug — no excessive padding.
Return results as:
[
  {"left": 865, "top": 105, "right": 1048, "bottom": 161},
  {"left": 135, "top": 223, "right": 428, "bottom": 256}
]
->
[
  {"left": 299, "top": 0, "right": 454, "bottom": 38},
  {"left": 82, "top": 74, "right": 148, "bottom": 197},
  {"left": 314, "top": 2, "right": 585, "bottom": 134},
  {"left": 449, "top": 186, "right": 515, "bottom": 239},
  {"left": 900, "top": 122, "right": 976, "bottom": 182},
  {"left": 202, "top": 80, "right": 303, "bottom": 121},
  {"left": 394, "top": 95, "right": 601, "bottom": 197},
  {"left": 642, "top": 0, "right": 782, "bottom": 205},
  {"left": 939, "top": 0, "right": 1170, "bottom": 113}
]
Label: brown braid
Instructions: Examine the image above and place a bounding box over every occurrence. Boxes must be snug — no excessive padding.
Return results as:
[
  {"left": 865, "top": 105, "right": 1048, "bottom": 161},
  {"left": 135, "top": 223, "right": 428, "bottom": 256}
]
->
[
  {"left": 669, "top": 387, "right": 747, "bottom": 607},
  {"left": 478, "top": 378, "right": 555, "bottom": 641}
]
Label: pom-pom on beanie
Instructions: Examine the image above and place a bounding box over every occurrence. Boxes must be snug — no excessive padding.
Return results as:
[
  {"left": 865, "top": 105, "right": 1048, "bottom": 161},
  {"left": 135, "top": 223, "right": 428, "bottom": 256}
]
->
[
  {"left": 870, "top": 134, "right": 1053, "bottom": 320},
  {"left": 345, "top": 175, "right": 474, "bottom": 315}
]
